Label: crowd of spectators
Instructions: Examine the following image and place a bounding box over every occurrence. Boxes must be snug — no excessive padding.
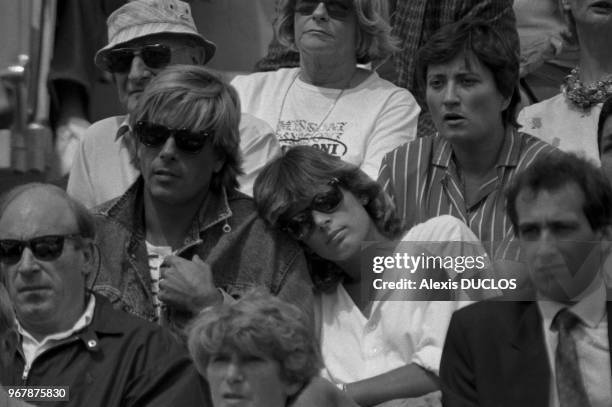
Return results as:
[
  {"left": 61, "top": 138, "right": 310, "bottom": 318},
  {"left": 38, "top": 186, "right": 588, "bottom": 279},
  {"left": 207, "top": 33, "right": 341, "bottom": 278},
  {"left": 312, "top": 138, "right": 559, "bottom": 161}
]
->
[{"left": 1, "top": 1, "right": 611, "bottom": 406}]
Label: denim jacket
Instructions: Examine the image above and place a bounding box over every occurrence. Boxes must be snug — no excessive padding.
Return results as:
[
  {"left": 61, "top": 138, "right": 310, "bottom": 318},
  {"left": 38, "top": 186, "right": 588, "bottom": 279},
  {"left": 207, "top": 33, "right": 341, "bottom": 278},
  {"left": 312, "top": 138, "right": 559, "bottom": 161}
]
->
[{"left": 92, "top": 179, "right": 313, "bottom": 332}]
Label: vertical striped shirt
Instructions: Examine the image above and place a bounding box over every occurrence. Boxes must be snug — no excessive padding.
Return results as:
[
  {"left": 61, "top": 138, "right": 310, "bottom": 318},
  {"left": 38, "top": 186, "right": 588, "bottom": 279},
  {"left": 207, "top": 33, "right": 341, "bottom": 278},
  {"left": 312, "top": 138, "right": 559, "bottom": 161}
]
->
[
  {"left": 378, "top": 129, "right": 559, "bottom": 261},
  {"left": 145, "top": 242, "right": 172, "bottom": 324}
]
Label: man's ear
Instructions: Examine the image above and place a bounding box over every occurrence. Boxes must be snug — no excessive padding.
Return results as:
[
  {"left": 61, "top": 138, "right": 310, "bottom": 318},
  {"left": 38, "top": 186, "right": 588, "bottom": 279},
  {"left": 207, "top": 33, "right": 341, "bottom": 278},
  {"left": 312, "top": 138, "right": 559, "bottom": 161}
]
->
[
  {"left": 594, "top": 226, "right": 612, "bottom": 263},
  {"left": 131, "top": 134, "right": 143, "bottom": 169},
  {"left": 501, "top": 94, "right": 512, "bottom": 112},
  {"left": 213, "top": 151, "right": 226, "bottom": 174},
  {"left": 195, "top": 48, "right": 207, "bottom": 66},
  {"left": 80, "top": 239, "right": 95, "bottom": 277}
]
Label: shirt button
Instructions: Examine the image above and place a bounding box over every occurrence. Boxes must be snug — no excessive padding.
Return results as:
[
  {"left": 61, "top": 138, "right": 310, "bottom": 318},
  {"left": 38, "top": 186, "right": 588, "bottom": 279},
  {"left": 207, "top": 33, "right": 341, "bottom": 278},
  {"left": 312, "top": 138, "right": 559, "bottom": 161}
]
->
[
  {"left": 371, "top": 347, "right": 379, "bottom": 354},
  {"left": 87, "top": 340, "right": 97, "bottom": 348},
  {"left": 365, "top": 322, "right": 377, "bottom": 332}
]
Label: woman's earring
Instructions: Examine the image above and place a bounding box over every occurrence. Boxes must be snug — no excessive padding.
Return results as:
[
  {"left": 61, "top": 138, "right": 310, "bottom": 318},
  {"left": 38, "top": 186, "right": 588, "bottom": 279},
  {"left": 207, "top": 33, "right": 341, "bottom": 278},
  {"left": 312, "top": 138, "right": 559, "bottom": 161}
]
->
[{"left": 361, "top": 196, "right": 370, "bottom": 205}]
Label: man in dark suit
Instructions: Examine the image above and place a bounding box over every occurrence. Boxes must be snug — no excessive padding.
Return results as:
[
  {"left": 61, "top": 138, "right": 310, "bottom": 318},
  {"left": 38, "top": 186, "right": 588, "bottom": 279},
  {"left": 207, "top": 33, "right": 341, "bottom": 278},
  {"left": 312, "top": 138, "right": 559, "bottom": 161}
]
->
[{"left": 440, "top": 153, "right": 612, "bottom": 407}]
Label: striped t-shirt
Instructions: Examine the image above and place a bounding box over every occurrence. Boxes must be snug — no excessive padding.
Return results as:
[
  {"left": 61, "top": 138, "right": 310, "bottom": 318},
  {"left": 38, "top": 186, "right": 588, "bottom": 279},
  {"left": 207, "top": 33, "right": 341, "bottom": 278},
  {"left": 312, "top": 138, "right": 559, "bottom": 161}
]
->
[
  {"left": 378, "top": 129, "right": 559, "bottom": 261},
  {"left": 145, "top": 242, "right": 172, "bottom": 324}
]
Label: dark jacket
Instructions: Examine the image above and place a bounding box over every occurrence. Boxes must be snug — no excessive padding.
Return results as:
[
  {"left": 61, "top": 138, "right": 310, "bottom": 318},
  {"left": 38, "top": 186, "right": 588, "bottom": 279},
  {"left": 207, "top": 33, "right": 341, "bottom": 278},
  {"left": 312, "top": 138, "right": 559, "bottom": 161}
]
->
[
  {"left": 440, "top": 300, "right": 612, "bottom": 407},
  {"left": 92, "top": 180, "right": 313, "bottom": 331},
  {"left": 1, "top": 294, "right": 211, "bottom": 407}
]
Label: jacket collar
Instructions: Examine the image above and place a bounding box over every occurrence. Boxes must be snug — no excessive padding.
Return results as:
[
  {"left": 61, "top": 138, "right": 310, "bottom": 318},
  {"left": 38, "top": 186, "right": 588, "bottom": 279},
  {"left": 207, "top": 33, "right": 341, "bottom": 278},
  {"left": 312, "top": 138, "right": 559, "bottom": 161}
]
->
[
  {"left": 114, "top": 115, "right": 130, "bottom": 142},
  {"left": 86, "top": 294, "right": 124, "bottom": 335},
  {"left": 73, "top": 294, "right": 124, "bottom": 353},
  {"left": 99, "top": 177, "right": 234, "bottom": 244},
  {"left": 15, "top": 294, "right": 124, "bottom": 358}
]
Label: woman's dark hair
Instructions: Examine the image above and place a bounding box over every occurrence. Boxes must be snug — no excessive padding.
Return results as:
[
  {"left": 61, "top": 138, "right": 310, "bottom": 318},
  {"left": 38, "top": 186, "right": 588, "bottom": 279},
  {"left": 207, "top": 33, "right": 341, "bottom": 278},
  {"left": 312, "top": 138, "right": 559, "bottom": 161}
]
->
[
  {"left": 597, "top": 96, "right": 612, "bottom": 153},
  {"left": 416, "top": 18, "right": 521, "bottom": 127}
]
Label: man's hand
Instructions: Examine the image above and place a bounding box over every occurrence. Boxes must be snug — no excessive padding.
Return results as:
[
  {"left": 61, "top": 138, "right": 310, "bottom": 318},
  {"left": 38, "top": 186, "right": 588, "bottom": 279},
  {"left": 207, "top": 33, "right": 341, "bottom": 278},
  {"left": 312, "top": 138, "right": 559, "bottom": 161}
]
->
[{"left": 158, "top": 254, "right": 222, "bottom": 314}]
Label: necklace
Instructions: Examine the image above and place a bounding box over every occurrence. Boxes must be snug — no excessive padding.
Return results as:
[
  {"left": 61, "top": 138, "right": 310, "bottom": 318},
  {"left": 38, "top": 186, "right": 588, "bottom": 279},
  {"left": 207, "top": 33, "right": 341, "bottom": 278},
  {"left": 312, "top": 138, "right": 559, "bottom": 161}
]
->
[
  {"left": 275, "top": 69, "right": 357, "bottom": 138},
  {"left": 562, "top": 67, "right": 612, "bottom": 110}
]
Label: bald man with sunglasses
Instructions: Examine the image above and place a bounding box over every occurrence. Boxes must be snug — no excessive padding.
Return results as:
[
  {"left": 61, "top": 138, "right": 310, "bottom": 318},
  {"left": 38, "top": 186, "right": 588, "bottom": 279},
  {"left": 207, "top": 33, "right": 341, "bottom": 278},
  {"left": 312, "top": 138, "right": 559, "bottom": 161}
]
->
[
  {"left": 67, "top": 0, "right": 281, "bottom": 206},
  {"left": 0, "top": 184, "right": 211, "bottom": 407}
]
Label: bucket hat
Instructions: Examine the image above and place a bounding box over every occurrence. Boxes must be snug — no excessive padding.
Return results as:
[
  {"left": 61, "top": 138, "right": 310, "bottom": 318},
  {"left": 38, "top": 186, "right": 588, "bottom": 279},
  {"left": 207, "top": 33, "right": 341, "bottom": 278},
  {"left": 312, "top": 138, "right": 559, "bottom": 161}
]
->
[{"left": 94, "top": 0, "right": 216, "bottom": 71}]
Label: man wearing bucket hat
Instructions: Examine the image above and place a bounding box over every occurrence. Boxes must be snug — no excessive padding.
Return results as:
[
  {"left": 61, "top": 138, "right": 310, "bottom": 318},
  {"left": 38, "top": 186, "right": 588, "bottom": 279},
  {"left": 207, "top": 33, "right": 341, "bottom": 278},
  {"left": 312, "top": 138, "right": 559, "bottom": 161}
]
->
[{"left": 67, "top": 0, "right": 280, "bottom": 207}]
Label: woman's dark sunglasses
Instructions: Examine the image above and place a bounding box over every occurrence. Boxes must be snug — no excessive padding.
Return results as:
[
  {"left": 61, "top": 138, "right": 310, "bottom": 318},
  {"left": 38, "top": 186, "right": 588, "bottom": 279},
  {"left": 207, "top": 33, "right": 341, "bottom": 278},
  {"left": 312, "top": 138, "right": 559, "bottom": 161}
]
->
[
  {"left": 100, "top": 44, "right": 172, "bottom": 73},
  {"left": 0, "top": 234, "right": 81, "bottom": 265},
  {"left": 134, "top": 121, "right": 212, "bottom": 154},
  {"left": 281, "top": 178, "right": 343, "bottom": 240},
  {"left": 295, "top": 0, "right": 353, "bottom": 19}
]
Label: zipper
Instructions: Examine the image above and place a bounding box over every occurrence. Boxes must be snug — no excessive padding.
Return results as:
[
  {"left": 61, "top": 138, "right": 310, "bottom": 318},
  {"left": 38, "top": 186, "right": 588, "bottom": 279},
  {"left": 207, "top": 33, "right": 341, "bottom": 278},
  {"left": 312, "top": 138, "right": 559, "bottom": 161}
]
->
[{"left": 19, "top": 336, "right": 80, "bottom": 384}]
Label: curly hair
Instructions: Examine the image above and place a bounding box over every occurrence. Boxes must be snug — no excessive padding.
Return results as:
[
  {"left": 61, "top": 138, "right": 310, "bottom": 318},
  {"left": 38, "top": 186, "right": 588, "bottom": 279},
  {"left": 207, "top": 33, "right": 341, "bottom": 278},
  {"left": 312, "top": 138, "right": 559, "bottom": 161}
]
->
[
  {"left": 187, "top": 288, "right": 320, "bottom": 386},
  {"left": 129, "top": 65, "right": 243, "bottom": 192},
  {"left": 275, "top": 0, "right": 398, "bottom": 64}
]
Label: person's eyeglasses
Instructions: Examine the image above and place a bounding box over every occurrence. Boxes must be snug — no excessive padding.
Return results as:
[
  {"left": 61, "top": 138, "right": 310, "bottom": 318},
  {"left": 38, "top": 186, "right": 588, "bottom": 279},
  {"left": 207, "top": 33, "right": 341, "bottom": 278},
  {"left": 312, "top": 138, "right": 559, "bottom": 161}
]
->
[
  {"left": 134, "top": 121, "right": 212, "bottom": 154},
  {"left": 0, "top": 234, "right": 82, "bottom": 265},
  {"left": 101, "top": 44, "right": 173, "bottom": 73},
  {"left": 295, "top": 0, "right": 353, "bottom": 19},
  {"left": 280, "top": 178, "right": 343, "bottom": 240}
]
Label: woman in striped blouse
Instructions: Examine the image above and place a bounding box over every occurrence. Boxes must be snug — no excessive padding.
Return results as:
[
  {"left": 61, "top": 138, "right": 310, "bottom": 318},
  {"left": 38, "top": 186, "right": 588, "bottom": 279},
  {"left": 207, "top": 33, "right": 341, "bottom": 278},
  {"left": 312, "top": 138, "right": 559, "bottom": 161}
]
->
[{"left": 378, "top": 19, "right": 559, "bottom": 287}]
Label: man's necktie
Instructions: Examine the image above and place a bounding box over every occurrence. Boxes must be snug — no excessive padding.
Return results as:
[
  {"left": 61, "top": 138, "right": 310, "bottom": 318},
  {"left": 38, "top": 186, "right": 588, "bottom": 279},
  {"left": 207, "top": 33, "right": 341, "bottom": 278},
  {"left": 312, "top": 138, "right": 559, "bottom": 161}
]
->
[{"left": 552, "top": 308, "right": 591, "bottom": 407}]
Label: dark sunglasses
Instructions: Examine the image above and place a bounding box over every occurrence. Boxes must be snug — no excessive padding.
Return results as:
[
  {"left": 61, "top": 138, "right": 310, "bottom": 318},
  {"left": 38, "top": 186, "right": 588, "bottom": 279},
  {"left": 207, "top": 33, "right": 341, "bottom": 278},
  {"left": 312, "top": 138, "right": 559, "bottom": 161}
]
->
[
  {"left": 280, "top": 178, "right": 343, "bottom": 240},
  {"left": 0, "top": 234, "right": 81, "bottom": 265},
  {"left": 100, "top": 44, "right": 173, "bottom": 73},
  {"left": 134, "top": 121, "right": 212, "bottom": 154},
  {"left": 295, "top": 0, "right": 353, "bottom": 19}
]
